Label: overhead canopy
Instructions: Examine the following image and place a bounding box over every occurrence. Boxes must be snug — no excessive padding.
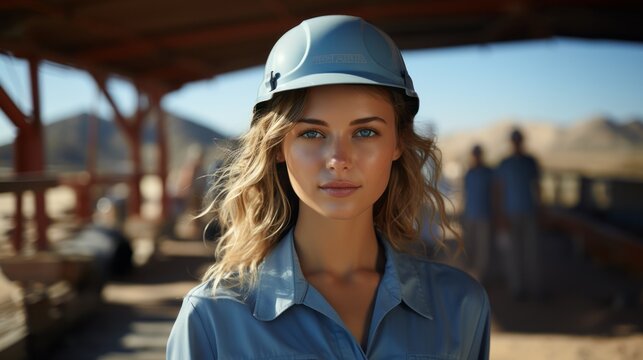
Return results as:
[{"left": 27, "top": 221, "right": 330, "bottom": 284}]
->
[{"left": 1, "top": 0, "right": 642, "bottom": 92}]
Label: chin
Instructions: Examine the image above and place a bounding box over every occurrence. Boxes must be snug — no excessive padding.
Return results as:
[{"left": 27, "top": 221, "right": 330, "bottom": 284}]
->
[{"left": 313, "top": 204, "right": 372, "bottom": 221}]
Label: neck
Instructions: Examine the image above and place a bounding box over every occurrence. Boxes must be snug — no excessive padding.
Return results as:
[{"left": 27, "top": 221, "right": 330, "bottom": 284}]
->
[
  {"left": 293, "top": 205, "right": 381, "bottom": 278},
  {"left": 513, "top": 145, "right": 524, "bottom": 155}
]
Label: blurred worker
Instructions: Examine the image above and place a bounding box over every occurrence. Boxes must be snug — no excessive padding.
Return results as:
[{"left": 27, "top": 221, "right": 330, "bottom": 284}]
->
[
  {"left": 462, "top": 144, "right": 493, "bottom": 283},
  {"left": 495, "top": 128, "right": 543, "bottom": 300}
]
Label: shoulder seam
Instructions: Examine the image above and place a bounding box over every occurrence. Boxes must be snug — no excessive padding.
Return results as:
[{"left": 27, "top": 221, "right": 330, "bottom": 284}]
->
[{"left": 187, "top": 297, "right": 218, "bottom": 359}]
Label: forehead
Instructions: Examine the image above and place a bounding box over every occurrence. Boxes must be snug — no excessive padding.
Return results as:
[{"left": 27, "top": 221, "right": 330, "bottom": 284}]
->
[{"left": 301, "top": 85, "right": 394, "bottom": 119}]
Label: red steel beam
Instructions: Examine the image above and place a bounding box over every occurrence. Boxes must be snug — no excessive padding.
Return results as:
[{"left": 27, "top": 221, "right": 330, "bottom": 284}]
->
[
  {"left": 70, "top": 0, "right": 517, "bottom": 62},
  {"left": 73, "top": 0, "right": 642, "bottom": 63},
  {"left": 0, "top": 40, "right": 176, "bottom": 92},
  {"left": 2, "top": 0, "right": 641, "bottom": 92},
  {"left": 0, "top": 85, "right": 29, "bottom": 130},
  {"left": 11, "top": 130, "right": 26, "bottom": 250},
  {"left": 29, "top": 58, "right": 49, "bottom": 251},
  {"left": 129, "top": 103, "right": 145, "bottom": 217},
  {"left": 1, "top": 0, "right": 144, "bottom": 42},
  {"left": 1, "top": 0, "right": 219, "bottom": 81},
  {"left": 94, "top": 75, "right": 149, "bottom": 216},
  {"left": 139, "top": 57, "right": 223, "bottom": 83},
  {"left": 150, "top": 91, "right": 170, "bottom": 220},
  {"left": 261, "top": 0, "right": 296, "bottom": 21},
  {"left": 95, "top": 77, "right": 132, "bottom": 134},
  {"left": 76, "top": 113, "right": 100, "bottom": 222},
  {"left": 79, "top": 18, "right": 293, "bottom": 62},
  {"left": 12, "top": 191, "right": 23, "bottom": 252}
]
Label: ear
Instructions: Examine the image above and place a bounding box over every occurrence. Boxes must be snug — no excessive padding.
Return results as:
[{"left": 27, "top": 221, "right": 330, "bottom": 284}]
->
[
  {"left": 276, "top": 148, "right": 285, "bottom": 163},
  {"left": 393, "top": 142, "right": 403, "bottom": 161}
]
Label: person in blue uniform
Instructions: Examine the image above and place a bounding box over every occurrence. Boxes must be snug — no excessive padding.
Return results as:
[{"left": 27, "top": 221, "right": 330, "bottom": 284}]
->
[
  {"left": 495, "top": 128, "right": 542, "bottom": 300},
  {"left": 463, "top": 144, "right": 494, "bottom": 283},
  {"left": 167, "top": 15, "right": 490, "bottom": 359}
]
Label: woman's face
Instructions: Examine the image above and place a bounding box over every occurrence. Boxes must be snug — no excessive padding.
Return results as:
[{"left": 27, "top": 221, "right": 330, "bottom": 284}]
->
[{"left": 280, "top": 85, "right": 401, "bottom": 220}]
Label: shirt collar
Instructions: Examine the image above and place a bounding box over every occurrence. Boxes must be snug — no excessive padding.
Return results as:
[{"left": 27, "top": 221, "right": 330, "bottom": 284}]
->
[
  {"left": 252, "top": 228, "right": 434, "bottom": 321},
  {"left": 253, "top": 228, "right": 306, "bottom": 321},
  {"left": 381, "top": 238, "right": 434, "bottom": 320}
]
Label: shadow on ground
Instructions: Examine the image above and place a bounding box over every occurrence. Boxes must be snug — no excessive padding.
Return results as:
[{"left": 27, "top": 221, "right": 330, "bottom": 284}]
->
[
  {"left": 478, "top": 230, "right": 642, "bottom": 336},
  {"left": 50, "top": 238, "right": 213, "bottom": 360}
]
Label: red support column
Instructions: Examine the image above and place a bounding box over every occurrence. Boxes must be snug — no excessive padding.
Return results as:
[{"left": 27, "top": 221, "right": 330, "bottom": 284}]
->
[
  {"left": 73, "top": 113, "right": 99, "bottom": 222},
  {"left": 29, "top": 58, "right": 49, "bottom": 251},
  {"left": 128, "top": 93, "right": 152, "bottom": 218},
  {"left": 12, "top": 191, "right": 23, "bottom": 252},
  {"left": 151, "top": 92, "right": 169, "bottom": 220},
  {"left": 11, "top": 129, "right": 27, "bottom": 252},
  {"left": 128, "top": 123, "right": 143, "bottom": 217},
  {"left": 0, "top": 60, "right": 48, "bottom": 252},
  {"left": 95, "top": 76, "right": 146, "bottom": 216}
]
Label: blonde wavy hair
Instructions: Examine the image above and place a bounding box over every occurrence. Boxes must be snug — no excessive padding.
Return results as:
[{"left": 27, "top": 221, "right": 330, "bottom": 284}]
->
[{"left": 201, "top": 85, "right": 455, "bottom": 292}]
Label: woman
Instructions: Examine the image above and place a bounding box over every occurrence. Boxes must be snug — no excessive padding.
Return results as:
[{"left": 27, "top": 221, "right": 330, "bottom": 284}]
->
[{"left": 167, "top": 15, "right": 489, "bottom": 359}]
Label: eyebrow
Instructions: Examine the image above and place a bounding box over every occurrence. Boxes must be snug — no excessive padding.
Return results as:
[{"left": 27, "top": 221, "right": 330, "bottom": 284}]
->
[{"left": 296, "top": 116, "right": 387, "bottom": 126}]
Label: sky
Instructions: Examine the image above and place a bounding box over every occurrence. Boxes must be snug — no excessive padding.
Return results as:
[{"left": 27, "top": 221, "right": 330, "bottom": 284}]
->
[{"left": 1, "top": 37, "right": 642, "bottom": 146}]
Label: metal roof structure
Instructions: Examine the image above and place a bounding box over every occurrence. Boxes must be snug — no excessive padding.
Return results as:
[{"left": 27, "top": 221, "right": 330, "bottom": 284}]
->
[
  {"left": 1, "top": 0, "right": 643, "bottom": 253},
  {"left": 2, "top": 0, "right": 643, "bottom": 92}
]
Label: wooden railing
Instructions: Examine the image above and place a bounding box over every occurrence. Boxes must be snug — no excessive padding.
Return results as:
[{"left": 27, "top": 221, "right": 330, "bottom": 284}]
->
[
  {"left": 0, "top": 172, "right": 135, "bottom": 254},
  {"left": 541, "top": 171, "right": 643, "bottom": 275}
]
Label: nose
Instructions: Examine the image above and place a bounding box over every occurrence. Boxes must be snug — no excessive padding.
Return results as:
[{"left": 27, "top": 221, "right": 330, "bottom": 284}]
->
[{"left": 326, "top": 137, "right": 352, "bottom": 171}]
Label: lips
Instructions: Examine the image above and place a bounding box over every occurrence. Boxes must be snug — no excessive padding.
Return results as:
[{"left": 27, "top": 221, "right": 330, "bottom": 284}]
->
[{"left": 319, "top": 181, "right": 361, "bottom": 197}]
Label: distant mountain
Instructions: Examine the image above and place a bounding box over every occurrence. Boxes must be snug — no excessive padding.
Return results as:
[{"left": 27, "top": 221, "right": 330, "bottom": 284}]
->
[
  {"left": 623, "top": 118, "right": 643, "bottom": 138},
  {"left": 439, "top": 116, "right": 643, "bottom": 179},
  {"left": 0, "top": 112, "right": 229, "bottom": 173},
  {"left": 554, "top": 116, "right": 643, "bottom": 152}
]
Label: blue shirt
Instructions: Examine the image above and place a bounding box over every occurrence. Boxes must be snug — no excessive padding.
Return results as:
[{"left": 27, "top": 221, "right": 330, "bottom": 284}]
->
[
  {"left": 464, "top": 166, "right": 494, "bottom": 220},
  {"left": 167, "top": 229, "right": 490, "bottom": 359},
  {"left": 495, "top": 154, "right": 540, "bottom": 215}
]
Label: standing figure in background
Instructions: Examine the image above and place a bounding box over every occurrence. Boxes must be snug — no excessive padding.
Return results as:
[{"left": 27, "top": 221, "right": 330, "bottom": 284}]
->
[
  {"left": 494, "top": 128, "right": 543, "bottom": 300},
  {"left": 462, "top": 144, "right": 493, "bottom": 283}
]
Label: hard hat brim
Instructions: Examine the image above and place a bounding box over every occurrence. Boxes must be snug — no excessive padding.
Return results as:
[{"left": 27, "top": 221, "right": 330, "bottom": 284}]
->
[{"left": 256, "top": 72, "right": 418, "bottom": 107}]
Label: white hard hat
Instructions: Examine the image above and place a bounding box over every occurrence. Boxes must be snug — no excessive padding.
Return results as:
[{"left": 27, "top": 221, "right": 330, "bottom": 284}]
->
[{"left": 256, "top": 15, "right": 419, "bottom": 115}]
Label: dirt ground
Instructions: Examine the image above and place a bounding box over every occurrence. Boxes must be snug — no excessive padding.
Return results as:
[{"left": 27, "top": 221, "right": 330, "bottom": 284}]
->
[
  {"left": 491, "top": 333, "right": 642, "bottom": 360},
  {"left": 482, "top": 230, "right": 643, "bottom": 360}
]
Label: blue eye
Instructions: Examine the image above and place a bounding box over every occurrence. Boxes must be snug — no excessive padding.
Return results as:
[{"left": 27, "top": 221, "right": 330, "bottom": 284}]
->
[
  {"left": 355, "top": 129, "right": 377, "bottom": 137},
  {"left": 300, "top": 130, "right": 323, "bottom": 139}
]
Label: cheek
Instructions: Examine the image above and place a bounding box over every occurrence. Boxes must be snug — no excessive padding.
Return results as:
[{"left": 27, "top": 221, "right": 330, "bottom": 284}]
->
[
  {"left": 358, "top": 146, "right": 396, "bottom": 193},
  {"left": 370, "top": 157, "right": 395, "bottom": 187},
  {"left": 284, "top": 142, "right": 322, "bottom": 191},
  {"left": 286, "top": 143, "right": 321, "bottom": 168},
  {"left": 360, "top": 140, "right": 398, "bottom": 171}
]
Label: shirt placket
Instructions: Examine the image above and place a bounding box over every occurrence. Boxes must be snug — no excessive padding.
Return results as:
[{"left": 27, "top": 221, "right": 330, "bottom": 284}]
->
[
  {"left": 302, "top": 286, "right": 368, "bottom": 359},
  {"left": 331, "top": 324, "right": 367, "bottom": 359}
]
